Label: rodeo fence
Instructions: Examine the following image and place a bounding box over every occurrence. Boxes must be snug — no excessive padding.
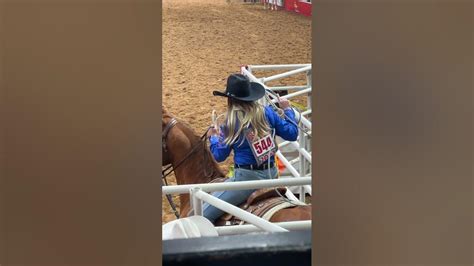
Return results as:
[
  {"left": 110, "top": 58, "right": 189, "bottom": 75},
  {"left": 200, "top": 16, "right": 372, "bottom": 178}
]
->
[
  {"left": 191, "top": 188, "right": 289, "bottom": 233},
  {"left": 162, "top": 177, "right": 312, "bottom": 234},
  {"left": 241, "top": 64, "right": 312, "bottom": 201},
  {"left": 162, "top": 176, "right": 311, "bottom": 194}
]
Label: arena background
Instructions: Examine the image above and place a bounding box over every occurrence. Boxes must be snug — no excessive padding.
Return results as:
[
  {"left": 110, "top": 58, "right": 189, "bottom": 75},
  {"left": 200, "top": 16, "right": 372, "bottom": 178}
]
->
[{"left": 162, "top": 0, "right": 311, "bottom": 223}]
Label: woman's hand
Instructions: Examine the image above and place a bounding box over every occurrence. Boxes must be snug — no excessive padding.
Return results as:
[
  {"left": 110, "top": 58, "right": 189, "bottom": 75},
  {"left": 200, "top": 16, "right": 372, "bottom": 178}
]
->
[
  {"left": 279, "top": 97, "right": 291, "bottom": 110},
  {"left": 207, "top": 126, "right": 219, "bottom": 138}
]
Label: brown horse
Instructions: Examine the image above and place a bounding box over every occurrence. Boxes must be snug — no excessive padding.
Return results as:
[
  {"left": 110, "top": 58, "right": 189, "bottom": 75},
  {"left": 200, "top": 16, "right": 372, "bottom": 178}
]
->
[{"left": 162, "top": 107, "right": 311, "bottom": 224}]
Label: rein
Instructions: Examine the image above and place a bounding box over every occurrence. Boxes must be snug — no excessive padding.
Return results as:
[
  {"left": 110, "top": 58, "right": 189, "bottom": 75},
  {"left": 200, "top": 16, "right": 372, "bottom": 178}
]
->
[{"left": 162, "top": 117, "right": 211, "bottom": 219}]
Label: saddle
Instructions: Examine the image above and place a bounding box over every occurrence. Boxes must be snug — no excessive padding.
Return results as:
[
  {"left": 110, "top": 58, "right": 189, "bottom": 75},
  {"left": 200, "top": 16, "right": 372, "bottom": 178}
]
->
[{"left": 214, "top": 186, "right": 291, "bottom": 226}]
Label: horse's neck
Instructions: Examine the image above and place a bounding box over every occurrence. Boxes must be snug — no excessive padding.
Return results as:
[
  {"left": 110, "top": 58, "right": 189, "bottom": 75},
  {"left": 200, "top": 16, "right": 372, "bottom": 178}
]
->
[
  {"left": 172, "top": 126, "right": 224, "bottom": 186},
  {"left": 174, "top": 149, "right": 214, "bottom": 185}
]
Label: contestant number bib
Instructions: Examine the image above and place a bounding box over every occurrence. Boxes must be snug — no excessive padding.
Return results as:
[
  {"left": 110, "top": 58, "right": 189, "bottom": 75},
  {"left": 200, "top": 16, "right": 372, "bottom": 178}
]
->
[
  {"left": 252, "top": 135, "right": 275, "bottom": 157},
  {"left": 245, "top": 129, "right": 277, "bottom": 166}
]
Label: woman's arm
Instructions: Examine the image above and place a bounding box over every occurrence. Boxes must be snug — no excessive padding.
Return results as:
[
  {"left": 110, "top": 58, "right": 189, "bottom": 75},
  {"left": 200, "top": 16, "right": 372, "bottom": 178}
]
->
[
  {"left": 266, "top": 106, "right": 299, "bottom": 141},
  {"left": 209, "top": 128, "right": 232, "bottom": 162}
]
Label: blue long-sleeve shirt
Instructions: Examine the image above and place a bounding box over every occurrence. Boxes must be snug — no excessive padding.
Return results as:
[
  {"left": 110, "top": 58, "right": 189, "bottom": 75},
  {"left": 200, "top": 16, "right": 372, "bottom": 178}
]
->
[{"left": 209, "top": 106, "right": 298, "bottom": 165}]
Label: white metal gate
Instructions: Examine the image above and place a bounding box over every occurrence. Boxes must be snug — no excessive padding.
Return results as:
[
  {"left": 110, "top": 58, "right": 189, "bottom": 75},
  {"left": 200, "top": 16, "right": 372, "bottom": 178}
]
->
[{"left": 241, "top": 64, "right": 312, "bottom": 201}]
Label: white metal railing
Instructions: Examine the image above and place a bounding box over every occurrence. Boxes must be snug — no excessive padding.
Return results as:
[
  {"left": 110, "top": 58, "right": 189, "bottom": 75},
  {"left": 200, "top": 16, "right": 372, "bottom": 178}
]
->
[
  {"left": 162, "top": 176, "right": 311, "bottom": 195},
  {"left": 162, "top": 177, "right": 311, "bottom": 233},
  {"left": 241, "top": 66, "right": 312, "bottom": 133},
  {"left": 241, "top": 64, "right": 312, "bottom": 197},
  {"left": 275, "top": 151, "right": 300, "bottom": 177},
  {"left": 260, "top": 65, "right": 312, "bottom": 83},
  {"left": 279, "top": 140, "right": 312, "bottom": 162},
  {"left": 269, "top": 87, "right": 312, "bottom": 102},
  {"left": 247, "top": 64, "right": 311, "bottom": 71},
  {"left": 268, "top": 85, "right": 309, "bottom": 91},
  {"left": 192, "top": 188, "right": 289, "bottom": 233},
  {"left": 215, "top": 220, "right": 311, "bottom": 235}
]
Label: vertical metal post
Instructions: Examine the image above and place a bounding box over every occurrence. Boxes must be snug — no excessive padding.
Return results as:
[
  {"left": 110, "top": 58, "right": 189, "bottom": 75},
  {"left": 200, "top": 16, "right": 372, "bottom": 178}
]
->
[
  {"left": 304, "top": 69, "right": 312, "bottom": 178},
  {"left": 259, "top": 65, "right": 266, "bottom": 106},
  {"left": 306, "top": 70, "right": 312, "bottom": 108},
  {"left": 190, "top": 187, "right": 203, "bottom": 216},
  {"left": 298, "top": 127, "right": 307, "bottom": 177},
  {"left": 298, "top": 126, "right": 307, "bottom": 202},
  {"left": 302, "top": 70, "right": 311, "bottom": 201},
  {"left": 299, "top": 185, "right": 306, "bottom": 202},
  {"left": 305, "top": 130, "right": 311, "bottom": 171}
]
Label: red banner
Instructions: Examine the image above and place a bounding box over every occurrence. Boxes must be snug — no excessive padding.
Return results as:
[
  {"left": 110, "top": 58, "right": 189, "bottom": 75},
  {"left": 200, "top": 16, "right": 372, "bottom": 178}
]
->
[{"left": 284, "top": 0, "right": 312, "bottom": 17}]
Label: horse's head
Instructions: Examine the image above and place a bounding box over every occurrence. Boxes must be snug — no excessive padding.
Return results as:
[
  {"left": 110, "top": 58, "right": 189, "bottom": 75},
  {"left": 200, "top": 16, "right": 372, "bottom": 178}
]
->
[{"left": 161, "top": 107, "right": 226, "bottom": 187}]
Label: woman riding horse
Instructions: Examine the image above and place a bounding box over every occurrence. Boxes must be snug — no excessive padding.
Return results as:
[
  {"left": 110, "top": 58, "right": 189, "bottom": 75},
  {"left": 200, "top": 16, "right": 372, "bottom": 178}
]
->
[{"left": 203, "top": 73, "right": 298, "bottom": 223}]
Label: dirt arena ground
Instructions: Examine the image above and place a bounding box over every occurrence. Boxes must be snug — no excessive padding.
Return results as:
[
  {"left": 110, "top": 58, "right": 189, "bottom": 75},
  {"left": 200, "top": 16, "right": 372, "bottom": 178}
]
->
[{"left": 162, "top": 0, "right": 311, "bottom": 224}]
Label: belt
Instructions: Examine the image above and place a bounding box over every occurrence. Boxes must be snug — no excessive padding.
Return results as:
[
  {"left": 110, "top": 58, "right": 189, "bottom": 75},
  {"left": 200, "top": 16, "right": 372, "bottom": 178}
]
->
[{"left": 235, "top": 162, "right": 275, "bottom": 170}]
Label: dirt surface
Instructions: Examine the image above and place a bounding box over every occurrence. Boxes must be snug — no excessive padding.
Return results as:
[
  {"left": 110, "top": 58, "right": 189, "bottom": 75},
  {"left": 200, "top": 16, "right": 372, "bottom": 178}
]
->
[{"left": 162, "top": 0, "right": 311, "bottom": 224}]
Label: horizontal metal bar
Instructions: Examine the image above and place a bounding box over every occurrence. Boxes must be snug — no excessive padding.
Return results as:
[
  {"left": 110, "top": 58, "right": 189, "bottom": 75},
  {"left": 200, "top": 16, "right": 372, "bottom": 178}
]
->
[
  {"left": 270, "top": 88, "right": 312, "bottom": 102},
  {"left": 194, "top": 190, "right": 288, "bottom": 233},
  {"left": 278, "top": 141, "right": 312, "bottom": 164},
  {"left": 242, "top": 67, "right": 268, "bottom": 85},
  {"left": 241, "top": 68, "right": 313, "bottom": 105},
  {"left": 278, "top": 175, "right": 301, "bottom": 179},
  {"left": 247, "top": 64, "right": 311, "bottom": 71},
  {"left": 288, "top": 157, "right": 300, "bottom": 165},
  {"left": 215, "top": 220, "right": 311, "bottom": 236},
  {"left": 242, "top": 68, "right": 312, "bottom": 103},
  {"left": 278, "top": 141, "right": 291, "bottom": 148},
  {"left": 278, "top": 139, "right": 307, "bottom": 148},
  {"left": 266, "top": 85, "right": 309, "bottom": 91},
  {"left": 261, "top": 66, "right": 312, "bottom": 83},
  {"left": 242, "top": 68, "right": 312, "bottom": 130},
  {"left": 162, "top": 176, "right": 312, "bottom": 195},
  {"left": 278, "top": 140, "right": 312, "bottom": 163},
  {"left": 296, "top": 143, "right": 312, "bottom": 162},
  {"left": 277, "top": 132, "right": 312, "bottom": 149},
  {"left": 301, "top": 109, "right": 312, "bottom": 116}
]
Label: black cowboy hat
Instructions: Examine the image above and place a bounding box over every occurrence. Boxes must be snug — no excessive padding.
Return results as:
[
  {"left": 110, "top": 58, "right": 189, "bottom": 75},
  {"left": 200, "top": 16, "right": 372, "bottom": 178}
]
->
[{"left": 213, "top": 74, "right": 266, "bottom": 102}]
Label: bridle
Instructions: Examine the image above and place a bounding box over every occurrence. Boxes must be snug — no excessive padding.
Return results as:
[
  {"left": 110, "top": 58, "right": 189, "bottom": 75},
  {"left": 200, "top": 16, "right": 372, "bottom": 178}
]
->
[
  {"left": 162, "top": 117, "right": 178, "bottom": 154},
  {"left": 161, "top": 117, "right": 212, "bottom": 219},
  {"left": 161, "top": 117, "right": 180, "bottom": 218}
]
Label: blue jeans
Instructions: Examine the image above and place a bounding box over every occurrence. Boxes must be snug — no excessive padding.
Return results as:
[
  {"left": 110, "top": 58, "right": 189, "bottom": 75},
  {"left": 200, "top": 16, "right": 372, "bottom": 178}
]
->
[{"left": 202, "top": 166, "right": 278, "bottom": 223}]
